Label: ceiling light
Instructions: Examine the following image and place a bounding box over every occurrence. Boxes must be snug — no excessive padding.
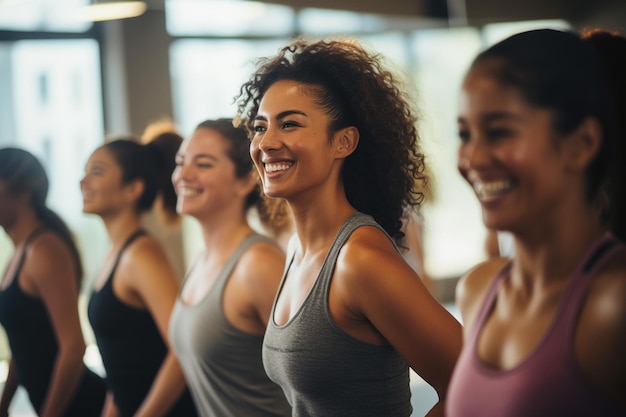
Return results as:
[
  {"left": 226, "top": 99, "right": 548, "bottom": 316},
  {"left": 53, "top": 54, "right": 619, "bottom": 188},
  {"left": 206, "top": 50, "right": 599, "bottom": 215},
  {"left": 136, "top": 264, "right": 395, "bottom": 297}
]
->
[{"left": 77, "top": 1, "right": 147, "bottom": 22}]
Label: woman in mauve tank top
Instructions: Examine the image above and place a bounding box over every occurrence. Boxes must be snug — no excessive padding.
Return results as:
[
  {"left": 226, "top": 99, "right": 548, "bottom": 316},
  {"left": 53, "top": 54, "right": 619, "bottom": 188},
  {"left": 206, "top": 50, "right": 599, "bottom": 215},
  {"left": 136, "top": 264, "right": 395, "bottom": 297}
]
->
[{"left": 448, "top": 28, "right": 626, "bottom": 416}]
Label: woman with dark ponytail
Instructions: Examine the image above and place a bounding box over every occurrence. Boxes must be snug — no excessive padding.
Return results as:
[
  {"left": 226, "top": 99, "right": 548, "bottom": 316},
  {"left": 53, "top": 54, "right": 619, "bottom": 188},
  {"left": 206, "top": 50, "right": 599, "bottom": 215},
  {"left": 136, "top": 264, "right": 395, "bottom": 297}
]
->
[
  {"left": 82, "top": 138, "right": 197, "bottom": 417},
  {"left": 448, "top": 28, "right": 626, "bottom": 416},
  {"left": 169, "top": 119, "right": 291, "bottom": 417},
  {"left": 0, "top": 147, "right": 106, "bottom": 416}
]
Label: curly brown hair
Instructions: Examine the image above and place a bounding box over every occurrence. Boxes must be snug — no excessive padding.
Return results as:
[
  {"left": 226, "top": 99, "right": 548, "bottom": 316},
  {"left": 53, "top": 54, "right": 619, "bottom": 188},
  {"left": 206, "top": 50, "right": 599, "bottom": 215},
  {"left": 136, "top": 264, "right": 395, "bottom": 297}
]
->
[{"left": 234, "top": 38, "right": 427, "bottom": 246}]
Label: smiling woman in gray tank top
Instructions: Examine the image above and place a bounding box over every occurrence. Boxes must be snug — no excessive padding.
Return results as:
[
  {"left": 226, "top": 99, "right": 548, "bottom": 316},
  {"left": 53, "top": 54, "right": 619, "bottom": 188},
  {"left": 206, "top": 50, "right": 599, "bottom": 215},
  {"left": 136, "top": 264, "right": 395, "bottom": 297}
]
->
[{"left": 169, "top": 118, "right": 291, "bottom": 417}]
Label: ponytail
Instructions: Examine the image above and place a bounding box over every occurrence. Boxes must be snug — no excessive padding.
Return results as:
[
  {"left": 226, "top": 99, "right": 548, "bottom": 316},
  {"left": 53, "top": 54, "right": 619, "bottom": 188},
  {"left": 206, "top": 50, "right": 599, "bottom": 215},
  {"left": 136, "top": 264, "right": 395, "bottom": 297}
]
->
[
  {"left": 583, "top": 29, "right": 626, "bottom": 241},
  {"left": 35, "top": 205, "right": 84, "bottom": 286},
  {"left": 144, "top": 132, "right": 183, "bottom": 220}
]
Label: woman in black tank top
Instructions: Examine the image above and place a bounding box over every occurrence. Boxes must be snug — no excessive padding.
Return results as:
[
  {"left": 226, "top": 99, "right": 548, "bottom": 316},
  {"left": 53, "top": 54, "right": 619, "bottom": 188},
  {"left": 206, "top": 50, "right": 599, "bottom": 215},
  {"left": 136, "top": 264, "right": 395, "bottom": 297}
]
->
[
  {"left": 0, "top": 148, "right": 106, "bottom": 416},
  {"left": 81, "top": 139, "right": 197, "bottom": 417}
]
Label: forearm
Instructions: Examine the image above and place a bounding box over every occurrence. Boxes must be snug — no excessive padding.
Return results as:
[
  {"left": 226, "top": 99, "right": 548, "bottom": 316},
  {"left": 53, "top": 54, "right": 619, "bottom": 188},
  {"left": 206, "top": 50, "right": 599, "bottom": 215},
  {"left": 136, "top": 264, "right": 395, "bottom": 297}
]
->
[
  {"left": 39, "top": 344, "right": 86, "bottom": 417},
  {"left": 100, "top": 393, "right": 119, "bottom": 417},
  {"left": 133, "top": 352, "right": 187, "bottom": 417},
  {"left": 0, "top": 359, "right": 19, "bottom": 416}
]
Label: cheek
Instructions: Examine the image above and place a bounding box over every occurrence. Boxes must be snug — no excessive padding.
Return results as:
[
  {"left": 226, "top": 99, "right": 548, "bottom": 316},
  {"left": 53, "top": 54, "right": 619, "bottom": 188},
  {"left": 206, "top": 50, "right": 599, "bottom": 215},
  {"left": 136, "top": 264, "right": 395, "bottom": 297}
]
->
[
  {"left": 171, "top": 167, "right": 181, "bottom": 188},
  {"left": 249, "top": 137, "right": 259, "bottom": 157},
  {"left": 249, "top": 140, "right": 263, "bottom": 169}
]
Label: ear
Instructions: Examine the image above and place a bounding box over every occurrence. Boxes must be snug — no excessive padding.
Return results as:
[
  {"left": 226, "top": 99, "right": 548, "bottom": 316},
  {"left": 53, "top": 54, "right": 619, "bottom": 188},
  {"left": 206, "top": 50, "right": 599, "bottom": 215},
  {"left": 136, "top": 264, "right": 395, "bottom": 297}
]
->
[
  {"left": 235, "top": 170, "right": 259, "bottom": 199},
  {"left": 564, "top": 116, "right": 602, "bottom": 172},
  {"left": 124, "top": 179, "right": 145, "bottom": 204},
  {"left": 334, "top": 126, "right": 360, "bottom": 159}
]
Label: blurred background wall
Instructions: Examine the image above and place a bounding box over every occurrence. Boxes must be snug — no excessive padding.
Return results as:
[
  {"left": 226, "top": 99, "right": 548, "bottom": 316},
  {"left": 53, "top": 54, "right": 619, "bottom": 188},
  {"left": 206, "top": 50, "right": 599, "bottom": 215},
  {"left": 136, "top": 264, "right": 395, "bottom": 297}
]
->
[{"left": 0, "top": 0, "right": 624, "bottom": 345}]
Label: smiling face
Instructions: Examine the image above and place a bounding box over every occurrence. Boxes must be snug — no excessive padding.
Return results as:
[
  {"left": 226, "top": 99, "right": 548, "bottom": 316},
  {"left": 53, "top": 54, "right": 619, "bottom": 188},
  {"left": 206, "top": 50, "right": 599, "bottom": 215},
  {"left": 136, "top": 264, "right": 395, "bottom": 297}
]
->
[
  {"left": 172, "top": 127, "right": 253, "bottom": 222},
  {"left": 250, "top": 79, "right": 347, "bottom": 203},
  {"left": 80, "top": 147, "right": 130, "bottom": 218},
  {"left": 457, "top": 63, "right": 577, "bottom": 232}
]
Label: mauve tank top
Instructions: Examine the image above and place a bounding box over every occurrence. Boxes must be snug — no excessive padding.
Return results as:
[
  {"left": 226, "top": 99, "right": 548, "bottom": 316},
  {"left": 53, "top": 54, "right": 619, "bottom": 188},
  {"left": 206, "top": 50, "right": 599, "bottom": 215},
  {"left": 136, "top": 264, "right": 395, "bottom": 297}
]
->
[
  {"left": 446, "top": 236, "right": 626, "bottom": 417},
  {"left": 263, "top": 213, "right": 412, "bottom": 417}
]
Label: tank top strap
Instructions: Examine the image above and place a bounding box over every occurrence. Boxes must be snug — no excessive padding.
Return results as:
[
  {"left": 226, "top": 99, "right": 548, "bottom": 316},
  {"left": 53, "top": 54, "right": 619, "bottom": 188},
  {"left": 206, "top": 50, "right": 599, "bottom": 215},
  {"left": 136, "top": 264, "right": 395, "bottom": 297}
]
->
[
  {"left": 109, "top": 229, "right": 147, "bottom": 278},
  {"left": 218, "top": 233, "right": 275, "bottom": 285},
  {"left": 558, "top": 235, "right": 622, "bottom": 340},
  {"left": 14, "top": 226, "right": 49, "bottom": 275},
  {"left": 319, "top": 212, "right": 391, "bottom": 294},
  {"left": 467, "top": 261, "right": 512, "bottom": 341}
]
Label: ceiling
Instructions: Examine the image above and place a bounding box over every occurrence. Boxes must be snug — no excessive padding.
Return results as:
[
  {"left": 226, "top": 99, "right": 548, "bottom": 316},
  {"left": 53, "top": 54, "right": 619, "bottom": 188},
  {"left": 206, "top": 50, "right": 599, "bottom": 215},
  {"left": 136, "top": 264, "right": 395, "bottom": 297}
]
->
[{"left": 233, "top": 0, "right": 623, "bottom": 28}]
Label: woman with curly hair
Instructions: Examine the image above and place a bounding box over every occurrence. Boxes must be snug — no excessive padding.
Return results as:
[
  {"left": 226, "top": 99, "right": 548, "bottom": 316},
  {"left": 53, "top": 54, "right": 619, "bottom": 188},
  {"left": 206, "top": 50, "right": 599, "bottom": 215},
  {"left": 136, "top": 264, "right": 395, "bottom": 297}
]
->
[{"left": 235, "top": 38, "right": 462, "bottom": 417}]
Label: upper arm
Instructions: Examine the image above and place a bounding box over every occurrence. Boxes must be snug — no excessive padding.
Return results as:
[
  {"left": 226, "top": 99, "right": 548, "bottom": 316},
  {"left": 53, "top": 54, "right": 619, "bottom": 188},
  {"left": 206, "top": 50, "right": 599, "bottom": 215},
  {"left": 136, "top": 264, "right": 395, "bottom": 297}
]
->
[
  {"left": 576, "top": 257, "right": 626, "bottom": 405},
  {"left": 122, "top": 238, "right": 180, "bottom": 344},
  {"left": 25, "top": 234, "right": 85, "bottom": 350},
  {"left": 400, "top": 210, "right": 426, "bottom": 278},
  {"left": 337, "top": 227, "right": 463, "bottom": 397}
]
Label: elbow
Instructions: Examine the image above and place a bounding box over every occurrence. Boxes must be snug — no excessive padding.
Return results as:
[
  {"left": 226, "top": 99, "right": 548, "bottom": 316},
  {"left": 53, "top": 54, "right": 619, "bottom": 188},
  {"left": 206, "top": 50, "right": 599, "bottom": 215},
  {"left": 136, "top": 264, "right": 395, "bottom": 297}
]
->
[{"left": 58, "top": 338, "right": 87, "bottom": 364}]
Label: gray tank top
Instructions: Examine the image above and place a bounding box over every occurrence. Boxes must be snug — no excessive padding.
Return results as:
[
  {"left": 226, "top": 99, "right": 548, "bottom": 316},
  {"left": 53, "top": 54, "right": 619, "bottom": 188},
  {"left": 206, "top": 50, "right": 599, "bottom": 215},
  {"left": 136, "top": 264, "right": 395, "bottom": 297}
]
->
[
  {"left": 263, "top": 213, "right": 412, "bottom": 417},
  {"left": 170, "top": 233, "right": 291, "bottom": 417}
]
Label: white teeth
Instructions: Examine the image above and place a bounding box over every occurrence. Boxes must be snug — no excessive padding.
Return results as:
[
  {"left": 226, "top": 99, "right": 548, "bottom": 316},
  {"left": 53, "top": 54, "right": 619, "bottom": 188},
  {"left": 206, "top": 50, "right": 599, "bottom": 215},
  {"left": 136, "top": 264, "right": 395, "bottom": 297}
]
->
[
  {"left": 265, "top": 163, "right": 292, "bottom": 173},
  {"left": 474, "top": 180, "right": 515, "bottom": 200},
  {"left": 179, "top": 187, "right": 201, "bottom": 196}
]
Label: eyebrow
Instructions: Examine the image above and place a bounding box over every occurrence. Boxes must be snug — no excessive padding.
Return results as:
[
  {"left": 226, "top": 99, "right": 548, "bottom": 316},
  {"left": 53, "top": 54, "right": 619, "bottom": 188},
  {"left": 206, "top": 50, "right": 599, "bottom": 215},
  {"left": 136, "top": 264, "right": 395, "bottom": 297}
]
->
[
  {"left": 254, "top": 109, "right": 307, "bottom": 122},
  {"left": 457, "top": 111, "right": 522, "bottom": 124},
  {"left": 176, "top": 152, "right": 218, "bottom": 162}
]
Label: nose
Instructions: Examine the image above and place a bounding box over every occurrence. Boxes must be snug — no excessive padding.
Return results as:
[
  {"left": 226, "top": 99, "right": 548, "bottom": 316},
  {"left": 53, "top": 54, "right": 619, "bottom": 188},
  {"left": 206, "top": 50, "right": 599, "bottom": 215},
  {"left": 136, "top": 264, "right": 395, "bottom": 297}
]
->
[
  {"left": 458, "top": 136, "right": 491, "bottom": 174},
  {"left": 254, "top": 126, "right": 282, "bottom": 154},
  {"left": 172, "top": 163, "right": 189, "bottom": 188}
]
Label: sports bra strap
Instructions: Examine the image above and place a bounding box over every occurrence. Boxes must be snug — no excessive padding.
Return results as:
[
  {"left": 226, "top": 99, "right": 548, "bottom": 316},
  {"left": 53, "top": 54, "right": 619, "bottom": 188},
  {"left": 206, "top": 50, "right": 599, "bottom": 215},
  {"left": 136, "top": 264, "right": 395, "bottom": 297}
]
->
[
  {"left": 14, "top": 226, "right": 49, "bottom": 274},
  {"left": 110, "top": 229, "right": 147, "bottom": 276}
]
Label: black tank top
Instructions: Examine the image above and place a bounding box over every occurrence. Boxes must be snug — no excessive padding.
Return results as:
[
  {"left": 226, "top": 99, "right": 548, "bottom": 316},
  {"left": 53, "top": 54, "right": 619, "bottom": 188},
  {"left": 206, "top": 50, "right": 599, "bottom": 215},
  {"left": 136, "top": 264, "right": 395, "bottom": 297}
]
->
[
  {"left": 0, "top": 227, "right": 106, "bottom": 416},
  {"left": 87, "top": 229, "right": 197, "bottom": 417}
]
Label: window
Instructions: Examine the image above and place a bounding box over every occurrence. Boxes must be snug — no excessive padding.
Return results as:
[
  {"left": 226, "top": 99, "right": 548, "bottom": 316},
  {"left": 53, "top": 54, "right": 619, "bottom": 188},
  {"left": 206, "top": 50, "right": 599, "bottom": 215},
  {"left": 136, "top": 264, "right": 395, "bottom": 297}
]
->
[{"left": 0, "top": 0, "right": 92, "bottom": 32}]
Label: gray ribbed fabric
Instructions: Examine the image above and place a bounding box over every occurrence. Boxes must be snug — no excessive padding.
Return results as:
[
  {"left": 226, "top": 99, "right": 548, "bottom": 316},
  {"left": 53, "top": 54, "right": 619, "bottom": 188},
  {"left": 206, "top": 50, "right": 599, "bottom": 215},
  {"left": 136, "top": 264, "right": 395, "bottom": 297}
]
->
[
  {"left": 170, "top": 233, "right": 291, "bottom": 417},
  {"left": 263, "top": 213, "right": 412, "bottom": 417}
]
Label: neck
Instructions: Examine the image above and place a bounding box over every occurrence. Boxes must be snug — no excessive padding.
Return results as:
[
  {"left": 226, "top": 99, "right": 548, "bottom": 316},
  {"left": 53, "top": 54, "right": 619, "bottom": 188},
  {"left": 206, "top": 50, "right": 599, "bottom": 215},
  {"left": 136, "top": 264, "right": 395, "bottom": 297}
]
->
[
  {"left": 510, "top": 206, "right": 606, "bottom": 289},
  {"left": 5, "top": 208, "right": 43, "bottom": 249},
  {"left": 102, "top": 209, "right": 143, "bottom": 248},
  {"left": 288, "top": 190, "right": 356, "bottom": 257},
  {"left": 199, "top": 211, "right": 253, "bottom": 259}
]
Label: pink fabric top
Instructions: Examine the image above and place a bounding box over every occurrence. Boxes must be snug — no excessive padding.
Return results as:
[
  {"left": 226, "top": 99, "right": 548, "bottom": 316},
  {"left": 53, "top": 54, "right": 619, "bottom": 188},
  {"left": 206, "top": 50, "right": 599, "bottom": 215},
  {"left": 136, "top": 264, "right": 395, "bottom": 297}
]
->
[{"left": 446, "top": 237, "right": 626, "bottom": 417}]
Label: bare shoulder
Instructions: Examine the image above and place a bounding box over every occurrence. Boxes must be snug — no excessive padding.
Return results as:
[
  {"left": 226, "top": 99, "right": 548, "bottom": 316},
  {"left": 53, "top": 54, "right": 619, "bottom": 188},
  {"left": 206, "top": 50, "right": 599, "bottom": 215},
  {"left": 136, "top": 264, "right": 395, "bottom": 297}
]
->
[
  {"left": 25, "top": 231, "right": 75, "bottom": 277},
  {"left": 456, "top": 258, "right": 509, "bottom": 331},
  {"left": 236, "top": 239, "right": 286, "bottom": 286},
  {"left": 118, "top": 233, "right": 177, "bottom": 286},
  {"left": 577, "top": 245, "right": 626, "bottom": 406},
  {"left": 23, "top": 231, "right": 77, "bottom": 296},
  {"left": 123, "top": 233, "right": 166, "bottom": 260},
  {"left": 338, "top": 225, "right": 400, "bottom": 273},
  {"left": 334, "top": 225, "right": 412, "bottom": 295},
  {"left": 582, "top": 246, "right": 626, "bottom": 340}
]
